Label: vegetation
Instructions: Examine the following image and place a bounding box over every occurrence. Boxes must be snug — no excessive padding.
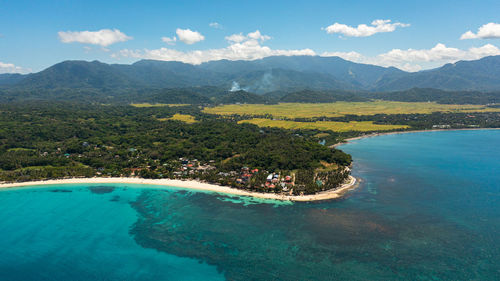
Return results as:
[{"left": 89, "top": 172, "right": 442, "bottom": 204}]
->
[
  {"left": 217, "top": 90, "right": 274, "bottom": 104},
  {"left": 238, "top": 119, "right": 409, "bottom": 132},
  {"left": 5, "top": 56, "right": 500, "bottom": 93},
  {"left": 2, "top": 56, "right": 500, "bottom": 197},
  {"left": 131, "top": 103, "right": 190, "bottom": 107},
  {"left": 277, "top": 89, "right": 368, "bottom": 103},
  {"left": 204, "top": 101, "right": 500, "bottom": 119},
  {"left": 369, "top": 88, "right": 500, "bottom": 105},
  {"left": 163, "top": 113, "right": 198, "bottom": 124},
  {"left": 0, "top": 102, "right": 352, "bottom": 195}
]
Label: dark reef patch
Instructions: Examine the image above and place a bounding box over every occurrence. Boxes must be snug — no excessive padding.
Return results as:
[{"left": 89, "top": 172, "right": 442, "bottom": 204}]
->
[
  {"left": 128, "top": 186, "right": 493, "bottom": 281},
  {"left": 128, "top": 190, "right": 398, "bottom": 280},
  {"left": 89, "top": 186, "right": 115, "bottom": 194},
  {"left": 49, "top": 189, "right": 72, "bottom": 193}
]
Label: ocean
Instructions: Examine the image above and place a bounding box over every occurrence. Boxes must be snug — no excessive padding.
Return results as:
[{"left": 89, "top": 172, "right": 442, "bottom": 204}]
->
[{"left": 0, "top": 129, "right": 499, "bottom": 280}]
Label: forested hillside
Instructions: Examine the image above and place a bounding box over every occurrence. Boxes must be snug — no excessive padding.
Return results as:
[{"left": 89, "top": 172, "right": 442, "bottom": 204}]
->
[{"left": 3, "top": 55, "right": 500, "bottom": 94}]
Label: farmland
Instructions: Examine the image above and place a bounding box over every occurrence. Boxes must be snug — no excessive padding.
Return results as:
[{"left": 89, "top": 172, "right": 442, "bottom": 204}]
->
[
  {"left": 238, "top": 119, "right": 409, "bottom": 132},
  {"left": 131, "top": 103, "right": 190, "bottom": 107},
  {"left": 204, "top": 101, "right": 500, "bottom": 119},
  {"left": 159, "top": 113, "right": 198, "bottom": 124}
]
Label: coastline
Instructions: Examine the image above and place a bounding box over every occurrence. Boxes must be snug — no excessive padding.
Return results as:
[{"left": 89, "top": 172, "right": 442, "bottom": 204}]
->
[
  {"left": 333, "top": 127, "right": 500, "bottom": 147},
  {"left": 0, "top": 176, "right": 357, "bottom": 202}
]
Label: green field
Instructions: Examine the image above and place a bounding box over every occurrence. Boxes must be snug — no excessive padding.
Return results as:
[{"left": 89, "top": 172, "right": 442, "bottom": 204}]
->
[
  {"left": 204, "top": 101, "right": 500, "bottom": 118},
  {"left": 239, "top": 118, "right": 409, "bottom": 132},
  {"left": 159, "top": 113, "right": 197, "bottom": 124},
  {"left": 131, "top": 103, "right": 190, "bottom": 107},
  {"left": 7, "top": 148, "right": 35, "bottom": 152}
]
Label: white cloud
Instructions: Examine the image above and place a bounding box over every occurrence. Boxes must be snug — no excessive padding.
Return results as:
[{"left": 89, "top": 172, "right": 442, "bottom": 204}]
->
[
  {"left": 324, "top": 19, "right": 409, "bottom": 37},
  {"left": 460, "top": 23, "right": 500, "bottom": 39},
  {"left": 0, "top": 61, "right": 30, "bottom": 74},
  {"left": 321, "top": 51, "right": 364, "bottom": 62},
  {"left": 113, "top": 30, "right": 314, "bottom": 64},
  {"left": 247, "top": 30, "right": 271, "bottom": 41},
  {"left": 162, "top": 36, "right": 177, "bottom": 45},
  {"left": 209, "top": 22, "right": 222, "bottom": 29},
  {"left": 58, "top": 29, "right": 132, "bottom": 47},
  {"left": 322, "top": 43, "right": 500, "bottom": 72},
  {"left": 225, "top": 30, "right": 271, "bottom": 43},
  {"left": 176, "top": 28, "right": 205, "bottom": 44},
  {"left": 225, "top": 33, "right": 247, "bottom": 43}
]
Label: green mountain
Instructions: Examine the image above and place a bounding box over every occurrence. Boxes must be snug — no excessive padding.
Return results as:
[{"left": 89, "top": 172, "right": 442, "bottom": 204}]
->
[
  {"left": 2, "top": 55, "right": 500, "bottom": 104},
  {"left": 0, "top": 73, "right": 25, "bottom": 86},
  {"left": 278, "top": 89, "right": 367, "bottom": 103},
  {"left": 216, "top": 90, "right": 274, "bottom": 104},
  {"left": 20, "top": 60, "right": 138, "bottom": 89},
  {"left": 374, "top": 56, "right": 500, "bottom": 91},
  {"left": 199, "top": 56, "right": 404, "bottom": 89}
]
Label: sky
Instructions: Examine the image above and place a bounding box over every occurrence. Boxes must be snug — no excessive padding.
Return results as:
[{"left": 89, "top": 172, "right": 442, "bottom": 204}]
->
[{"left": 1, "top": 0, "right": 500, "bottom": 73}]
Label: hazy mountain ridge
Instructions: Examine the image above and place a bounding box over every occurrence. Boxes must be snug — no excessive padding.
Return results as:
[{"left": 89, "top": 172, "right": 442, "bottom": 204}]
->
[
  {"left": 2, "top": 55, "right": 500, "bottom": 93},
  {"left": 374, "top": 56, "right": 500, "bottom": 91},
  {"left": 1, "top": 55, "right": 500, "bottom": 105}
]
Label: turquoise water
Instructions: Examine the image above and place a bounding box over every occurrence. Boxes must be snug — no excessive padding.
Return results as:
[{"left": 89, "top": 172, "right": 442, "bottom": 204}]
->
[{"left": 0, "top": 130, "right": 499, "bottom": 280}]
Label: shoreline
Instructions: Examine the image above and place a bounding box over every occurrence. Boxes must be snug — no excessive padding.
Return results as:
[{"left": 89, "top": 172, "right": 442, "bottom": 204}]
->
[
  {"left": 333, "top": 127, "right": 500, "bottom": 147},
  {"left": 0, "top": 176, "right": 357, "bottom": 202}
]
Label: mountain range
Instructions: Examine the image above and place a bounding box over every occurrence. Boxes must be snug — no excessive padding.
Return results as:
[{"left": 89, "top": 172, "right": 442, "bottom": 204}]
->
[{"left": 2, "top": 55, "right": 500, "bottom": 94}]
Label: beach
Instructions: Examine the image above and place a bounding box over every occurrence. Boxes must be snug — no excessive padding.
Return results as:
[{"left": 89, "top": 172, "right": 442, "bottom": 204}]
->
[{"left": 0, "top": 175, "right": 357, "bottom": 202}]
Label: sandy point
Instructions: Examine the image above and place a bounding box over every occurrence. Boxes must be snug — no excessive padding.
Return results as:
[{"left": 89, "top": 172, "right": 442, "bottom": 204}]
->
[{"left": 0, "top": 176, "right": 358, "bottom": 202}]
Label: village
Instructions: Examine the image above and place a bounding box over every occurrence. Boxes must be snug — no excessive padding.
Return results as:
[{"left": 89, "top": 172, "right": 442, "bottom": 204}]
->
[
  {"left": 28, "top": 139, "right": 349, "bottom": 196},
  {"left": 170, "top": 158, "right": 298, "bottom": 193},
  {"left": 171, "top": 158, "right": 341, "bottom": 196}
]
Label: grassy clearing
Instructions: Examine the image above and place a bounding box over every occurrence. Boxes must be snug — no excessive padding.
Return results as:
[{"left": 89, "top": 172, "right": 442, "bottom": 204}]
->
[
  {"left": 159, "top": 113, "right": 198, "bottom": 124},
  {"left": 318, "top": 161, "right": 339, "bottom": 172},
  {"left": 7, "top": 148, "right": 35, "bottom": 152},
  {"left": 131, "top": 103, "right": 190, "bottom": 107},
  {"left": 204, "top": 101, "right": 500, "bottom": 118},
  {"left": 238, "top": 118, "right": 409, "bottom": 132},
  {"left": 314, "top": 133, "right": 331, "bottom": 138}
]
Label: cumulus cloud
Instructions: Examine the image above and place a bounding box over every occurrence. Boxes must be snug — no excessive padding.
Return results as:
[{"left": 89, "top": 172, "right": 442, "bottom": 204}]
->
[
  {"left": 58, "top": 29, "right": 132, "bottom": 47},
  {"left": 324, "top": 19, "right": 409, "bottom": 37},
  {"left": 113, "top": 30, "right": 314, "bottom": 64},
  {"left": 176, "top": 28, "right": 205, "bottom": 44},
  {"left": 460, "top": 23, "right": 500, "bottom": 39},
  {"left": 225, "top": 33, "right": 247, "bottom": 43},
  {"left": 321, "top": 51, "right": 364, "bottom": 62},
  {"left": 162, "top": 36, "right": 177, "bottom": 45},
  {"left": 225, "top": 30, "right": 271, "bottom": 43},
  {"left": 322, "top": 43, "right": 500, "bottom": 72},
  {"left": 0, "top": 61, "right": 30, "bottom": 74},
  {"left": 209, "top": 22, "right": 222, "bottom": 29}
]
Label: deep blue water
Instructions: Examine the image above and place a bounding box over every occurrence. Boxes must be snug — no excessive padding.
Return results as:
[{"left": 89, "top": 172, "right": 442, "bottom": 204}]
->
[{"left": 0, "top": 130, "right": 499, "bottom": 280}]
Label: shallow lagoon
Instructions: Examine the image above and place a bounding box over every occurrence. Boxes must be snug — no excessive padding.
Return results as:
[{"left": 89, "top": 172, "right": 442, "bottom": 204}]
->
[{"left": 0, "top": 130, "right": 499, "bottom": 280}]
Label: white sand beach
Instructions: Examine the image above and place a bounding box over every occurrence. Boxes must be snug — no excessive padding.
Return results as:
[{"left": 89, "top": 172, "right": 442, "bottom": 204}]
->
[{"left": 0, "top": 176, "right": 357, "bottom": 202}]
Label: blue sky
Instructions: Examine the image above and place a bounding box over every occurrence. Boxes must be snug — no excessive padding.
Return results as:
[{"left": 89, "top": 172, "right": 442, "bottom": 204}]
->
[{"left": 1, "top": 0, "right": 500, "bottom": 73}]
